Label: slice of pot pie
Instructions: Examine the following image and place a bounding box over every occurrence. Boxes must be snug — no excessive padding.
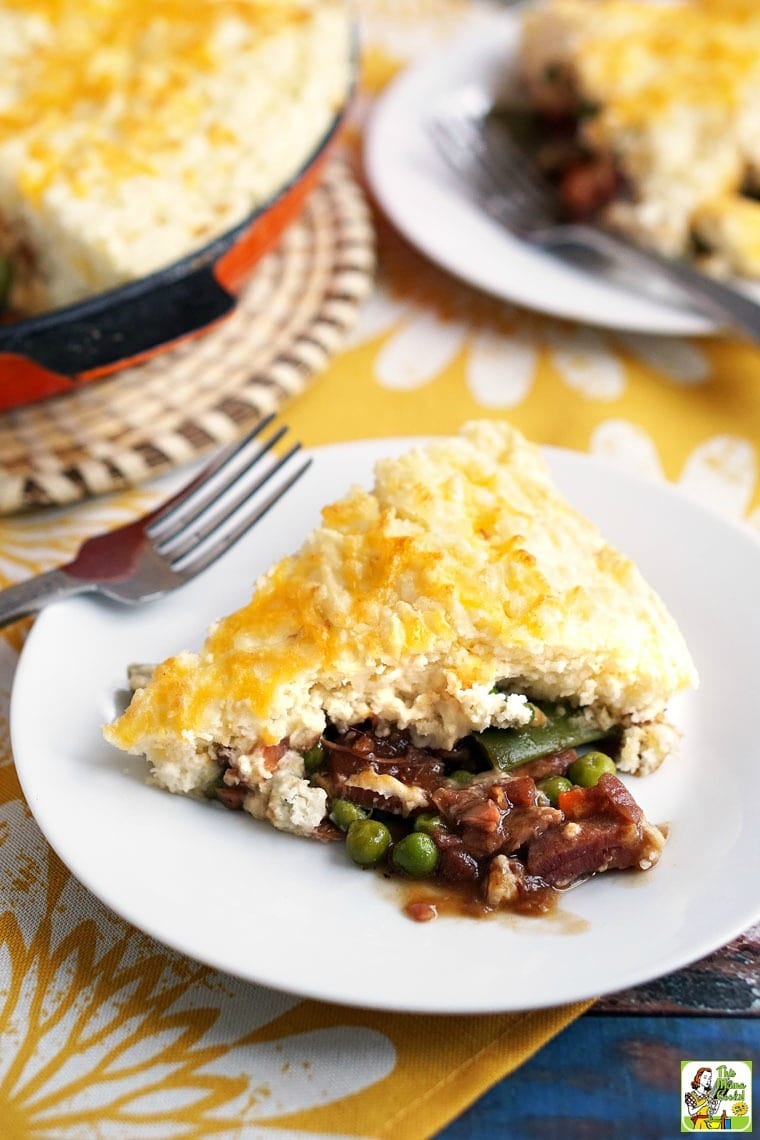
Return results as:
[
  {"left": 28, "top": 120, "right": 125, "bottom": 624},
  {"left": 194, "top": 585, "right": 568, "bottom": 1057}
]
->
[
  {"left": 517, "top": 0, "right": 760, "bottom": 275},
  {"left": 105, "top": 422, "right": 697, "bottom": 916}
]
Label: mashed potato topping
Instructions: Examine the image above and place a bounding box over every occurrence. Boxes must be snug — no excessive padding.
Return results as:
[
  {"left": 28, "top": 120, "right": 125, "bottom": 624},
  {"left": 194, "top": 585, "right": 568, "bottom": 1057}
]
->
[
  {"left": 0, "top": 0, "right": 351, "bottom": 312},
  {"left": 105, "top": 422, "right": 697, "bottom": 800}
]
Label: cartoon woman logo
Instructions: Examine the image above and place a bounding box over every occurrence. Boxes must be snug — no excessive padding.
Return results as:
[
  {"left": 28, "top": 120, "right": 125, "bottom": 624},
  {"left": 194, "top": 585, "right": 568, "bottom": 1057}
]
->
[{"left": 684, "top": 1067, "right": 723, "bottom": 1130}]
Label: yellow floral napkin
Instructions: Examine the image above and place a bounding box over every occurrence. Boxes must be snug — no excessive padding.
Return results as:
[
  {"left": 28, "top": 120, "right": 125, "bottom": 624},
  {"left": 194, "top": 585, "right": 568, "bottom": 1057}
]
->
[{"left": 2, "top": 2, "right": 760, "bottom": 1137}]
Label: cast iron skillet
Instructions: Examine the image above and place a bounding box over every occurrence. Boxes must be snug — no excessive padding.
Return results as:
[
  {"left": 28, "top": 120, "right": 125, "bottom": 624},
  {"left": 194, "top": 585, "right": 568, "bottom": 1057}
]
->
[{"left": 0, "top": 102, "right": 349, "bottom": 413}]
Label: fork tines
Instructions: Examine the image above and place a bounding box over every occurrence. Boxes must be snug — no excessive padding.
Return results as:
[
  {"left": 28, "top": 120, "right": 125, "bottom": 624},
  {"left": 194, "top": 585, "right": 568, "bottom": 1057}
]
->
[{"left": 147, "top": 415, "right": 311, "bottom": 577}]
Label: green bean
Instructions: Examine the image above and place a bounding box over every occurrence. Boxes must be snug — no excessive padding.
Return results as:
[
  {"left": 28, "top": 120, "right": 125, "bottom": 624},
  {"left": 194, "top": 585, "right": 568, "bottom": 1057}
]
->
[
  {"left": 472, "top": 711, "right": 610, "bottom": 771},
  {"left": 449, "top": 769, "right": 473, "bottom": 786}
]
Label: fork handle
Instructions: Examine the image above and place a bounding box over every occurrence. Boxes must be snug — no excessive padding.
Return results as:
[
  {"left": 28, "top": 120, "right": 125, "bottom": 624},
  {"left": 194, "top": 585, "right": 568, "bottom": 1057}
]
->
[
  {"left": 539, "top": 223, "right": 760, "bottom": 341},
  {"left": 0, "top": 568, "right": 94, "bottom": 629}
]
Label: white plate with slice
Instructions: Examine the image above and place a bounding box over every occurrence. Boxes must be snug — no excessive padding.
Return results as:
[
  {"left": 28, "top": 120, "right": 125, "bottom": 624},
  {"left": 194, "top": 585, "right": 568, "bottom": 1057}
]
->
[
  {"left": 10, "top": 437, "right": 760, "bottom": 1013},
  {"left": 364, "top": 14, "right": 760, "bottom": 336}
]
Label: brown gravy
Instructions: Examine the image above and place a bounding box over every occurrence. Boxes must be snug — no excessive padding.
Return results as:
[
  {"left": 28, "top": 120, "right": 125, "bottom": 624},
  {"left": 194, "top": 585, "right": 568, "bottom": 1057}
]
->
[{"left": 385, "top": 877, "right": 590, "bottom": 933}]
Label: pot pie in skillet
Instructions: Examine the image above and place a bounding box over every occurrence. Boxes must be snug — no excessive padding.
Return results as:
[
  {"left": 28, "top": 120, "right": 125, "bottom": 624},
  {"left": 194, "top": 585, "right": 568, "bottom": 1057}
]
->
[
  {"left": 105, "top": 423, "right": 697, "bottom": 918},
  {"left": 0, "top": 0, "right": 351, "bottom": 315}
]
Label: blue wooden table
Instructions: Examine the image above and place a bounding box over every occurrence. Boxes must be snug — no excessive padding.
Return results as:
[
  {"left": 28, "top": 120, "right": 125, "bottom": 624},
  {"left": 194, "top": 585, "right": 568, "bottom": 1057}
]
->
[{"left": 439, "top": 923, "right": 760, "bottom": 1138}]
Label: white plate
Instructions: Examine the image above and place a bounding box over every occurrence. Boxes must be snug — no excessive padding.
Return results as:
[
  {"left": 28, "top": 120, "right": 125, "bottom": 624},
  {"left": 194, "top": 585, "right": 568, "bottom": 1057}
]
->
[
  {"left": 11, "top": 438, "right": 760, "bottom": 1013},
  {"left": 364, "top": 16, "right": 760, "bottom": 336}
]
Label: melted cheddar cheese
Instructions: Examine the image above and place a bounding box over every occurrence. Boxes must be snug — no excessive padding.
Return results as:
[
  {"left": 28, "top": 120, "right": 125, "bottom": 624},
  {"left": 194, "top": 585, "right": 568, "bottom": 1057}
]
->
[{"left": 0, "top": 1, "right": 308, "bottom": 200}]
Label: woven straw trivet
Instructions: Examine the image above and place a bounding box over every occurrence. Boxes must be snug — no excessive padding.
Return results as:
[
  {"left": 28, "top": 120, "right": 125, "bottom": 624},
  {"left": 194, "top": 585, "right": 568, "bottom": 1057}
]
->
[{"left": 0, "top": 159, "right": 375, "bottom": 514}]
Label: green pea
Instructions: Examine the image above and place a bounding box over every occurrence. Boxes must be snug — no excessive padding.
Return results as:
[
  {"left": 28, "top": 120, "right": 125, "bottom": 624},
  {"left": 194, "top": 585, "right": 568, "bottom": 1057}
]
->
[
  {"left": 567, "top": 751, "right": 617, "bottom": 788},
  {"left": 413, "top": 812, "right": 445, "bottom": 836},
  {"left": 203, "top": 770, "right": 224, "bottom": 798},
  {"left": 329, "top": 798, "right": 369, "bottom": 831},
  {"left": 525, "top": 701, "right": 549, "bottom": 727},
  {"left": 392, "top": 832, "right": 439, "bottom": 878},
  {"left": 345, "top": 819, "right": 391, "bottom": 866},
  {"left": 536, "top": 775, "right": 573, "bottom": 807},
  {"left": 449, "top": 769, "right": 473, "bottom": 786},
  {"left": 303, "top": 743, "right": 326, "bottom": 773}
]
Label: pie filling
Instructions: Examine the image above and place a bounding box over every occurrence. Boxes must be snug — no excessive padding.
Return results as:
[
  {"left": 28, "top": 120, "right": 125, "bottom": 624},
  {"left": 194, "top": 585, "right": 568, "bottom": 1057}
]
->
[
  {"left": 505, "top": 102, "right": 626, "bottom": 222},
  {"left": 112, "top": 420, "right": 694, "bottom": 924},
  {"left": 502, "top": 75, "right": 760, "bottom": 263},
  {"left": 201, "top": 703, "right": 666, "bottom": 922}
]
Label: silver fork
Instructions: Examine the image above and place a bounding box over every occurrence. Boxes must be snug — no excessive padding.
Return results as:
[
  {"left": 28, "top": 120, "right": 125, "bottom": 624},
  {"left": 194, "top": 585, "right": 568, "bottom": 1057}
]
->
[
  {"left": 430, "top": 89, "right": 760, "bottom": 342},
  {"left": 0, "top": 415, "right": 311, "bottom": 628}
]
